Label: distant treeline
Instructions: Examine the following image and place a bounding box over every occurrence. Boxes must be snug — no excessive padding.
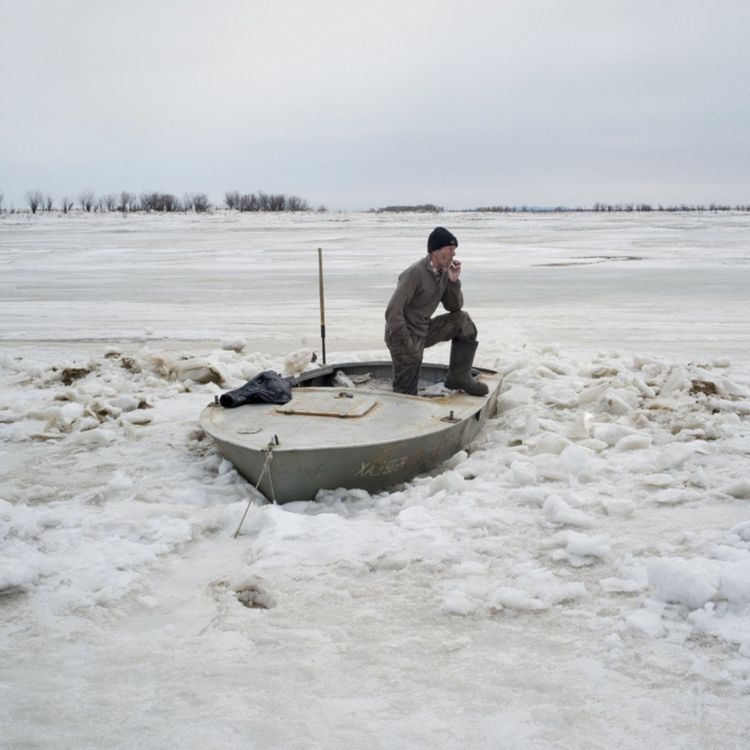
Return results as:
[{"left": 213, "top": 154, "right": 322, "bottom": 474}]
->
[
  {"left": 223, "top": 191, "right": 309, "bottom": 212},
  {"left": 473, "top": 203, "right": 750, "bottom": 213},
  {"left": 375, "top": 202, "right": 750, "bottom": 214},
  {"left": 2, "top": 190, "right": 749, "bottom": 215},
  {"left": 0, "top": 189, "right": 318, "bottom": 215},
  {"left": 376, "top": 204, "right": 444, "bottom": 213}
]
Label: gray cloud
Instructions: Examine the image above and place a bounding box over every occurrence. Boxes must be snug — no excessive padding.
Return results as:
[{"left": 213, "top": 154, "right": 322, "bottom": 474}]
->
[{"left": 1, "top": 0, "right": 748, "bottom": 209}]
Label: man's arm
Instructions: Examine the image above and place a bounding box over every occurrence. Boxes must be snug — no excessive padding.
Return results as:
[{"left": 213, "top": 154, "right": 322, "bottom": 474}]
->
[
  {"left": 441, "top": 278, "right": 463, "bottom": 312},
  {"left": 385, "top": 272, "right": 420, "bottom": 352}
]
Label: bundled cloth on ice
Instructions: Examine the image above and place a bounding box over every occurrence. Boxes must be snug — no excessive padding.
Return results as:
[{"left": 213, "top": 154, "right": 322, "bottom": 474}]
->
[{"left": 219, "top": 370, "right": 293, "bottom": 408}]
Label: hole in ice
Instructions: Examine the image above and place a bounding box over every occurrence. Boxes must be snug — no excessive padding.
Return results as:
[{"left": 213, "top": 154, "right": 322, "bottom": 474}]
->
[
  {"left": 533, "top": 255, "right": 643, "bottom": 267},
  {"left": 234, "top": 583, "right": 275, "bottom": 610}
]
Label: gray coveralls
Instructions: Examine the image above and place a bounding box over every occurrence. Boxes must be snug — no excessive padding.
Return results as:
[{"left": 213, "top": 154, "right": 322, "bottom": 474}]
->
[{"left": 384, "top": 256, "right": 478, "bottom": 395}]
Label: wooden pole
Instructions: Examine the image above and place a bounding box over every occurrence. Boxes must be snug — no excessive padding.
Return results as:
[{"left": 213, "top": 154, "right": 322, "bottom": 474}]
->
[{"left": 318, "top": 247, "right": 326, "bottom": 364}]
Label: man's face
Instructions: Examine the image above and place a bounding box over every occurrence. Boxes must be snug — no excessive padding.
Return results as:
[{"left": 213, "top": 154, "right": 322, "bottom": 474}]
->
[{"left": 431, "top": 245, "right": 456, "bottom": 270}]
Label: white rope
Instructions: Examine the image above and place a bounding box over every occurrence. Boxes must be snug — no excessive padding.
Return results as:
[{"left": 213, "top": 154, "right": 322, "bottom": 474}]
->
[{"left": 233, "top": 444, "right": 276, "bottom": 538}]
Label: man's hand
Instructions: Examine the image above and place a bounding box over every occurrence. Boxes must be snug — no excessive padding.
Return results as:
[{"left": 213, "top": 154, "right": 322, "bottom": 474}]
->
[{"left": 447, "top": 259, "right": 462, "bottom": 282}]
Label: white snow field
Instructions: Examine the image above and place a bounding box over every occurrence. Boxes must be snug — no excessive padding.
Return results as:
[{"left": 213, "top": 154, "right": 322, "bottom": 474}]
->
[{"left": 1, "top": 211, "right": 749, "bottom": 749}]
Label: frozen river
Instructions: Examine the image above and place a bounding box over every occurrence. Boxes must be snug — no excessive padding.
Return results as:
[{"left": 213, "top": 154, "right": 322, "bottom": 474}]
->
[
  {"left": 2, "top": 210, "right": 749, "bottom": 365},
  {"left": 1, "top": 211, "right": 749, "bottom": 749}
]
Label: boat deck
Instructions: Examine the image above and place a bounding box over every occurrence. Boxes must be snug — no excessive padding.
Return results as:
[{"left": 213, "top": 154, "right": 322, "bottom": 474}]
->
[{"left": 201, "top": 382, "right": 498, "bottom": 452}]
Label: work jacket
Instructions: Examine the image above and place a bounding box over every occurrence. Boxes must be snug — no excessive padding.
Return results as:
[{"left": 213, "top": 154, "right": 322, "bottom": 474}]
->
[{"left": 384, "top": 256, "right": 463, "bottom": 344}]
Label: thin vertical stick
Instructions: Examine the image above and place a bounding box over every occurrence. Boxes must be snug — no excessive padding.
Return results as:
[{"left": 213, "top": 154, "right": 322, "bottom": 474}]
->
[{"left": 318, "top": 247, "right": 326, "bottom": 364}]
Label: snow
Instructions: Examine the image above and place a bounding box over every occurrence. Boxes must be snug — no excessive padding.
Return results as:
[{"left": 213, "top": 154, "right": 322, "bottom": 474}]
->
[{"left": 2, "top": 210, "right": 750, "bottom": 748}]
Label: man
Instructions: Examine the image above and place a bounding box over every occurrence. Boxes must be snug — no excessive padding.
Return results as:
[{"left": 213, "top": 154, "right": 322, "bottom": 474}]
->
[{"left": 384, "top": 226, "right": 488, "bottom": 397}]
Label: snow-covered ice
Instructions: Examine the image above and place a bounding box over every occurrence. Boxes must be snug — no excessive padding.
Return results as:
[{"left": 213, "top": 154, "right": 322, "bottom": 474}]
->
[{"left": 2, "top": 211, "right": 750, "bottom": 748}]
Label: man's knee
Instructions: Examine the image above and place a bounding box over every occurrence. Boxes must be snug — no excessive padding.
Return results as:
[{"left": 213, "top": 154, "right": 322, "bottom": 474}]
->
[
  {"left": 452, "top": 311, "right": 477, "bottom": 339},
  {"left": 456, "top": 311, "right": 477, "bottom": 340},
  {"left": 426, "top": 311, "right": 477, "bottom": 346}
]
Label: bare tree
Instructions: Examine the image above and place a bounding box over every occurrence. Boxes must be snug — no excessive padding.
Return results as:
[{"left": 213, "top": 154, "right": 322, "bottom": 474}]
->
[
  {"left": 237, "top": 193, "right": 257, "bottom": 211},
  {"left": 162, "top": 193, "right": 179, "bottom": 212},
  {"left": 194, "top": 194, "right": 210, "bottom": 212},
  {"left": 257, "top": 191, "right": 270, "bottom": 211},
  {"left": 118, "top": 191, "right": 136, "bottom": 212},
  {"left": 224, "top": 191, "right": 240, "bottom": 210},
  {"left": 140, "top": 192, "right": 157, "bottom": 212},
  {"left": 44, "top": 194, "right": 54, "bottom": 211},
  {"left": 186, "top": 193, "right": 210, "bottom": 212},
  {"left": 101, "top": 193, "right": 117, "bottom": 211},
  {"left": 140, "top": 191, "right": 181, "bottom": 212},
  {"left": 79, "top": 191, "right": 95, "bottom": 212},
  {"left": 26, "top": 189, "right": 44, "bottom": 214},
  {"left": 0, "top": 191, "right": 4, "bottom": 212},
  {"left": 61, "top": 196, "right": 74, "bottom": 214},
  {"left": 268, "top": 194, "right": 286, "bottom": 211},
  {"left": 286, "top": 195, "right": 309, "bottom": 211}
]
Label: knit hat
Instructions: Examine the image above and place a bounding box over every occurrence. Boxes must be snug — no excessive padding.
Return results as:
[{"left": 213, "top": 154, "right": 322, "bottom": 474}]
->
[{"left": 427, "top": 226, "right": 458, "bottom": 252}]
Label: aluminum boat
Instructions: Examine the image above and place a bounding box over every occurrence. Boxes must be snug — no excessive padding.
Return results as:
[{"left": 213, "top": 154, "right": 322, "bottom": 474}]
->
[{"left": 199, "top": 360, "right": 501, "bottom": 502}]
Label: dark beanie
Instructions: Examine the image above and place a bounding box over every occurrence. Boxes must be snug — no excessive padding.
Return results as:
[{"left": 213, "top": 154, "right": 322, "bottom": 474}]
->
[{"left": 427, "top": 226, "right": 458, "bottom": 252}]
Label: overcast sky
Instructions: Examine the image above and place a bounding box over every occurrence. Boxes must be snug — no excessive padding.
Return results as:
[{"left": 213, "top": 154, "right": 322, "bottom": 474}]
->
[{"left": 1, "top": 0, "right": 748, "bottom": 210}]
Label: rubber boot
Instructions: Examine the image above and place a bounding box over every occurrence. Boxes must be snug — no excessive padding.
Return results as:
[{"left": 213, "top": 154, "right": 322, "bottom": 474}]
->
[{"left": 445, "top": 338, "right": 488, "bottom": 396}]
